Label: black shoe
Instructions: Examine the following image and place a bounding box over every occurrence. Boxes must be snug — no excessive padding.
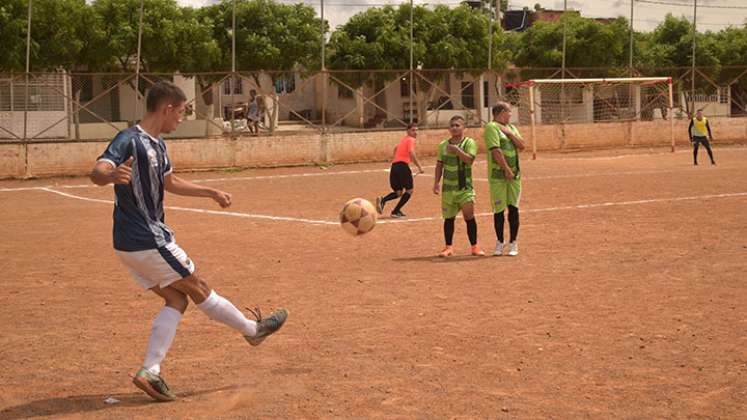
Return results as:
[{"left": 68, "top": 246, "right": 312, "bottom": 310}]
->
[
  {"left": 390, "top": 211, "right": 406, "bottom": 218},
  {"left": 244, "top": 307, "right": 289, "bottom": 346},
  {"left": 375, "top": 197, "right": 384, "bottom": 214}
]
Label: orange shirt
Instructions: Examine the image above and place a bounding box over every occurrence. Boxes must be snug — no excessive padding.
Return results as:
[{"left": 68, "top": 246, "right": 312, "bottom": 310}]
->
[{"left": 393, "top": 136, "right": 416, "bottom": 164}]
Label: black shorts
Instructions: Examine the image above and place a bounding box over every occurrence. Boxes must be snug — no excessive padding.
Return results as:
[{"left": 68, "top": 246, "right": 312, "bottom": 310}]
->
[
  {"left": 692, "top": 136, "right": 710, "bottom": 146},
  {"left": 389, "top": 162, "right": 413, "bottom": 191}
]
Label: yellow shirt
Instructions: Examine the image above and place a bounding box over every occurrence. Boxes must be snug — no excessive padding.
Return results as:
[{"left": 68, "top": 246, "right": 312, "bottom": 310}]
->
[{"left": 691, "top": 117, "right": 709, "bottom": 137}]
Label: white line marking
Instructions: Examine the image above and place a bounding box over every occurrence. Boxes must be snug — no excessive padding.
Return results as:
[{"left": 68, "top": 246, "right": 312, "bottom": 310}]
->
[
  {"left": 40, "top": 188, "right": 337, "bottom": 225},
  {"left": 377, "top": 192, "right": 747, "bottom": 224},
  {"left": 2, "top": 164, "right": 738, "bottom": 192},
  {"left": 39, "top": 187, "right": 747, "bottom": 226}
]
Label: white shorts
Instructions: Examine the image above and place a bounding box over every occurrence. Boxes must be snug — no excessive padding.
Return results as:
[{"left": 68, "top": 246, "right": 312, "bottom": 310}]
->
[{"left": 116, "top": 242, "right": 195, "bottom": 290}]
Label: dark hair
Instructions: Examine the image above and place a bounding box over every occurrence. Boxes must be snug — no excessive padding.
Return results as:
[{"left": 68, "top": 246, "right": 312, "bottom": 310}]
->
[
  {"left": 492, "top": 101, "right": 511, "bottom": 116},
  {"left": 449, "top": 115, "right": 465, "bottom": 124},
  {"left": 406, "top": 123, "right": 418, "bottom": 130},
  {"left": 146, "top": 81, "right": 187, "bottom": 113}
]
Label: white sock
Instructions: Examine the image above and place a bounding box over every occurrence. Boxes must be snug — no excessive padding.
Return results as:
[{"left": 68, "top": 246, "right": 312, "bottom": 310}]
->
[
  {"left": 143, "top": 306, "right": 182, "bottom": 375},
  {"left": 197, "top": 290, "right": 257, "bottom": 337}
]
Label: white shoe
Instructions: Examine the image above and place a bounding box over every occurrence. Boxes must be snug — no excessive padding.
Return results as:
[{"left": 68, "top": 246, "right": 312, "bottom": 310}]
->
[
  {"left": 508, "top": 242, "right": 519, "bottom": 256},
  {"left": 493, "top": 242, "right": 505, "bottom": 256}
]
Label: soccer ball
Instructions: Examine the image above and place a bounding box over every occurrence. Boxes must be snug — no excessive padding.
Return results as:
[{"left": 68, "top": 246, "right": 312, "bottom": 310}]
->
[{"left": 339, "top": 198, "right": 377, "bottom": 236}]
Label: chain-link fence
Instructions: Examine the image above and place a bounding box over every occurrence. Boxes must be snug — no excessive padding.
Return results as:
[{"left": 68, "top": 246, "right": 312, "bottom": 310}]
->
[{"left": 1, "top": 66, "right": 746, "bottom": 141}]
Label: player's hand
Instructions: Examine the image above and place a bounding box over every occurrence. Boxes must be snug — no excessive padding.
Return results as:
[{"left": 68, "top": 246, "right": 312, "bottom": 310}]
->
[
  {"left": 433, "top": 183, "right": 440, "bottom": 195},
  {"left": 503, "top": 168, "right": 515, "bottom": 181},
  {"left": 446, "top": 144, "right": 459, "bottom": 154},
  {"left": 111, "top": 156, "right": 134, "bottom": 185},
  {"left": 498, "top": 125, "right": 512, "bottom": 135},
  {"left": 417, "top": 166, "right": 424, "bottom": 174},
  {"left": 211, "top": 190, "right": 232, "bottom": 208}
]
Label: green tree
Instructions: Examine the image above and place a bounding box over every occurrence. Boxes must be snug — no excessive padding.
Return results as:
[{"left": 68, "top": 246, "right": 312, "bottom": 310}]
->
[
  {"left": 513, "top": 14, "right": 630, "bottom": 77},
  {"left": 0, "top": 0, "right": 30, "bottom": 71}
]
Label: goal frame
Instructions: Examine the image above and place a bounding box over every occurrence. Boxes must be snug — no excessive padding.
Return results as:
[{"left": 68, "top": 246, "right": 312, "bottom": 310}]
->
[{"left": 508, "top": 77, "right": 675, "bottom": 159}]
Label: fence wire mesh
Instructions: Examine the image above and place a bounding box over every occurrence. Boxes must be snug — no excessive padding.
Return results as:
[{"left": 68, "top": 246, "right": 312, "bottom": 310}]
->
[{"left": 1, "top": 66, "right": 746, "bottom": 141}]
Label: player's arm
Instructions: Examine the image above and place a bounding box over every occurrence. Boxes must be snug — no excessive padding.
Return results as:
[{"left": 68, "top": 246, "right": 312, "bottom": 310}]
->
[
  {"left": 433, "top": 161, "right": 443, "bottom": 195},
  {"left": 706, "top": 120, "right": 713, "bottom": 140},
  {"left": 491, "top": 148, "right": 514, "bottom": 181},
  {"left": 164, "top": 173, "right": 232, "bottom": 208},
  {"left": 409, "top": 149, "right": 424, "bottom": 173},
  {"left": 498, "top": 125, "right": 526, "bottom": 151},
  {"left": 446, "top": 144, "right": 475, "bottom": 165},
  {"left": 90, "top": 157, "right": 134, "bottom": 186}
]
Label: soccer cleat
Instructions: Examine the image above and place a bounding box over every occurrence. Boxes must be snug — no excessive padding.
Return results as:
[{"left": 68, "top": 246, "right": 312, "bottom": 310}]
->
[
  {"left": 438, "top": 246, "right": 454, "bottom": 258},
  {"left": 133, "top": 368, "right": 177, "bottom": 402},
  {"left": 390, "top": 211, "right": 406, "bottom": 218},
  {"left": 508, "top": 242, "right": 519, "bottom": 256},
  {"left": 244, "top": 307, "right": 289, "bottom": 346},
  {"left": 375, "top": 197, "right": 384, "bottom": 214},
  {"left": 471, "top": 245, "right": 486, "bottom": 256},
  {"left": 493, "top": 242, "right": 505, "bottom": 256}
]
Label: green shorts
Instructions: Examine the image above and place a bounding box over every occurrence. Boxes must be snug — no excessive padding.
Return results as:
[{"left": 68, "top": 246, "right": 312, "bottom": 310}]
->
[
  {"left": 442, "top": 189, "right": 476, "bottom": 219},
  {"left": 489, "top": 179, "right": 521, "bottom": 213}
]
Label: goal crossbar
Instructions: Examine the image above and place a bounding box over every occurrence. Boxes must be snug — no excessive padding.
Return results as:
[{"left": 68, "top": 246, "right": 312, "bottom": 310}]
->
[
  {"left": 505, "top": 77, "right": 675, "bottom": 159},
  {"left": 507, "top": 77, "right": 672, "bottom": 88}
]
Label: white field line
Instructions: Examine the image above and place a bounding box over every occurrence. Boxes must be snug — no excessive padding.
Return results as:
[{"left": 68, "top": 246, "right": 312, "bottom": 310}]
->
[
  {"left": 40, "top": 188, "right": 337, "bottom": 225},
  {"left": 39, "top": 187, "right": 747, "bottom": 226},
  {"left": 1, "top": 163, "right": 737, "bottom": 192}
]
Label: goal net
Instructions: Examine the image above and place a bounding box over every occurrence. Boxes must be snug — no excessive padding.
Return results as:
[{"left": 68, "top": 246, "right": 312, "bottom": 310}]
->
[{"left": 503, "top": 77, "right": 674, "bottom": 159}]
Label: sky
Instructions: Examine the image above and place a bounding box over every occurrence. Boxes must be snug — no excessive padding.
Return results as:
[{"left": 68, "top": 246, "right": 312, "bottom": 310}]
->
[{"left": 176, "top": 0, "right": 747, "bottom": 32}]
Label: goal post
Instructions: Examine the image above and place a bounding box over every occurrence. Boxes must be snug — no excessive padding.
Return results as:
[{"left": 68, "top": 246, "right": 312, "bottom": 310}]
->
[{"left": 504, "top": 77, "right": 675, "bottom": 159}]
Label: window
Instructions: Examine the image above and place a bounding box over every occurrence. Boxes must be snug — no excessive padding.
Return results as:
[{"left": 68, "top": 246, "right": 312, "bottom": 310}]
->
[
  {"left": 223, "top": 76, "right": 243, "bottom": 95},
  {"left": 483, "top": 80, "right": 490, "bottom": 107},
  {"left": 400, "top": 76, "right": 416, "bottom": 97},
  {"left": 461, "top": 82, "right": 475, "bottom": 108},
  {"left": 274, "top": 75, "right": 296, "bottom": 94},
  {"left": 78, "top": 75, "right": 93, "bottom": 102},
  {"left": 338, "top": 85, "right": 353, "bottom": 99}
]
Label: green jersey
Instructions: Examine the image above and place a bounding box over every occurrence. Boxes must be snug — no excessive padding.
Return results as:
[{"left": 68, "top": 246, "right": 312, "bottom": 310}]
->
[
  {"left": 484, "top": 121, "right": 521, "bottom": 181},
  {"left": 437, "top": 137, "right": 477, "bottom": 194}
]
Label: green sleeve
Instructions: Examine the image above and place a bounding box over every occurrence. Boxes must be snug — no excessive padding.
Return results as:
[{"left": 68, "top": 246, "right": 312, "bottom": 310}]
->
[
  {"left": 465, "top": 138, "right": 478, "bottom": 158},
  {"left": 436, "top": 142, "right": 443, "bottom": 162},
  {"left": 498, "top": 129, "right": 510, "bottom": 149},
  {"left": 484, "top": 124, "right": 501, "bottom": 150}
]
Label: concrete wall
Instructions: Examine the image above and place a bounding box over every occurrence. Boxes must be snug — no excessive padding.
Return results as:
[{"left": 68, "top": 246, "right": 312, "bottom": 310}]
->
[{"left": 2, "top": 117, "right": 745, "bottom": 179}]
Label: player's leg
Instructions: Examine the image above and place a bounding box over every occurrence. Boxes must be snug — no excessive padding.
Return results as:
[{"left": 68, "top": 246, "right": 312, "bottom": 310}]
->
[
  {"left": 377, "top": 164, "right": 402, "bottom": 214},
  {"left": 506, "top": 181, "right": 522, "bottom": 256},
  {"left": 490, "top": 181, "right": 508, "bottom": 255},
  {"left": 439, "top": 197, "right": 459, "bottom": 257},
  {"left": 461, "top": 202, "right": 484, "bottom": 256},
  {"left": 693, "top": 138, "right": 700, "bottom": 165},
  {"left": 391, "top": 166, "right": 414, "bottom": 217},
  {"left": 493, "top": 211, "right": 505, "bottom": 255},
  {"left": 702, "top": 138, "right": 716, "bottom": 164},
  {"left": 507, "top": 205, "right": 520, "bottom": 256},
  {"left": 132, "top": 286, "right": 187, "bottom": 402},
  {"left": 169, "top": 274, "right": 287, "bottom": 346}
]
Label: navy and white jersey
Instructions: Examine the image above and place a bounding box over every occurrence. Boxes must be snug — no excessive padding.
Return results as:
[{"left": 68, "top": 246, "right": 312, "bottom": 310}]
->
[{"left": 97, "top": 125, "right": 174, "bottom": 251}]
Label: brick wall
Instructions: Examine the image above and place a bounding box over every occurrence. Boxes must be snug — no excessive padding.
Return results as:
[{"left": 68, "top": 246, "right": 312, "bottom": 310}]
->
[{"left": 2, "top": 118, "right": 745, "bottom": 179}]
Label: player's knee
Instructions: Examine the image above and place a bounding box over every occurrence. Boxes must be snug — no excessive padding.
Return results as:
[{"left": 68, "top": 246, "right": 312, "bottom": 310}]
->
[
  {"left": 178, "top": 275, "right": 211, "bottom": 302},
  {"left": 167, "top": 293, "right": 189, "bottom": 313},
  {"left": 396, "top": 190, "right": 404, "bottom": 197},
  {"left": 405, "top": 189, "right": 414, "bottom": 195}
]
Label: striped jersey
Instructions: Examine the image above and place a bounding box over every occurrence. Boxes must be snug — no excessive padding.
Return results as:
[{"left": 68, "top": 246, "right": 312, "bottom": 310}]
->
[
  {"left": 436, "top": 137, "right": 477, "bottom": 193},
  {"left": 484, "top": 121, "right": 521, "bottom": 181},
  {"left": 97, "top": 125, "right": 174, "bottom": 251}
]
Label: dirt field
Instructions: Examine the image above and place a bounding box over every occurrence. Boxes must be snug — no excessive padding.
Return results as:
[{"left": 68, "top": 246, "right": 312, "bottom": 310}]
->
[{"left": 1, "top": 145, "right": 746, "bottom": 419}]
